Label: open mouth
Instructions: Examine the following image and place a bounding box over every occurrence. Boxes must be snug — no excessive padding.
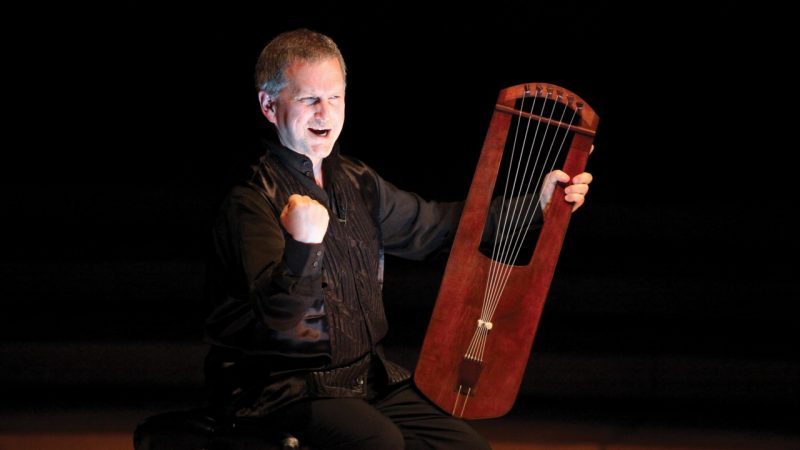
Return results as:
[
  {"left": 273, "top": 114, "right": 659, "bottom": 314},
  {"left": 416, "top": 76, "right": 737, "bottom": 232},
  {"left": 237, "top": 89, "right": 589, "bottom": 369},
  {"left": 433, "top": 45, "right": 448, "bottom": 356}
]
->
[{"left": 309, "top": 128, "right": 330, "bottom": 138}]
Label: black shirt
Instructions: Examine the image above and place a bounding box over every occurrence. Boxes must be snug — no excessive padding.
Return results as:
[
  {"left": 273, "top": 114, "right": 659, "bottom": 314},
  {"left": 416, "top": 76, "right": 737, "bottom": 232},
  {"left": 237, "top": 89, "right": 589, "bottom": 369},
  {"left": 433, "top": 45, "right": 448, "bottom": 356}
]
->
[{"left": 204, "top": 141, "right": 462, "bottom": 416}]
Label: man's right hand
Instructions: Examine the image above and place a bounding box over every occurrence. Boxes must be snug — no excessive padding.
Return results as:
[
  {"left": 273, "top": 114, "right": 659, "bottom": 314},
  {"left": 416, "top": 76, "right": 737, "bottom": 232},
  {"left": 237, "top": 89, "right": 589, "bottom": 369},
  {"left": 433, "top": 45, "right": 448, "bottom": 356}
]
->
[{"left": 280, "top": 194, "right": 330, "bottom": 243}]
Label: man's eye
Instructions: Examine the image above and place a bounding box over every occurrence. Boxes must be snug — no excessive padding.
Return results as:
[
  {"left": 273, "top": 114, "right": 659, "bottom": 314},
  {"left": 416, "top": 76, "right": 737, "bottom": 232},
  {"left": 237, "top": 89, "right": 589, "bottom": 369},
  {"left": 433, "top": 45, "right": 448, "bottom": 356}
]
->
[{"left": 301, "top": 98, "right": 318, "bottom": 105}]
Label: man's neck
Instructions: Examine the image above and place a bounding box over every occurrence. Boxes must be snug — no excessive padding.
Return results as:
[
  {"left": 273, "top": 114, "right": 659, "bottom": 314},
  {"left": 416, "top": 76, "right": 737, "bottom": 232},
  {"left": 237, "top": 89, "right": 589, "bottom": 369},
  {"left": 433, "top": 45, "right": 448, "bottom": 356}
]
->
[{"left": 314, "top": 164, "right": 324, "bottom": 188}]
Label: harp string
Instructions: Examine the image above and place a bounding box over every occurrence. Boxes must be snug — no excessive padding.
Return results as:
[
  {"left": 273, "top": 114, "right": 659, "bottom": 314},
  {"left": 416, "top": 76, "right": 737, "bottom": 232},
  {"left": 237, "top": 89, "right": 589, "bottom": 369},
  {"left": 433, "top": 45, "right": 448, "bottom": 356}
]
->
[
  {"left": 476, "top": 87, "right": 540, "bottom": 332},
  {"left": 481, "top": 87, "right": 543, "bottom": 322},
  {"left": 464, "top": 87, "right": 581, "bottom": 362},
  {"left": 466, "top": 86, "right": 545, "bottom": 360},
  {"left": 485, "top": 88, "right": 556, "bottom": 317},
  {"left": 487, "top": 93, "right": 578, "bottom": 316}
]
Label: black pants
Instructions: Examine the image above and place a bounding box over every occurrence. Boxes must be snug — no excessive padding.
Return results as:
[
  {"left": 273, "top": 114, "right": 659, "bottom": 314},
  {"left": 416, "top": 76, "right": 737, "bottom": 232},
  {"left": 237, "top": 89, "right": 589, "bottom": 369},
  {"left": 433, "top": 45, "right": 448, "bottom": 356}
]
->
[{"left": 264, "top": 382, "right": 491, "bottom": 450}]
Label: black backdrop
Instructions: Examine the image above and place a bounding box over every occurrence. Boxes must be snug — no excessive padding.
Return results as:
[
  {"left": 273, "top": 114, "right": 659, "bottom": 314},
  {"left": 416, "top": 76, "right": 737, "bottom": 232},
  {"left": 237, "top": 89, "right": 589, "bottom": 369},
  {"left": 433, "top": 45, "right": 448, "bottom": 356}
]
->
[{"left": 1, "top": 1, "right": 797, "bottom": 422}]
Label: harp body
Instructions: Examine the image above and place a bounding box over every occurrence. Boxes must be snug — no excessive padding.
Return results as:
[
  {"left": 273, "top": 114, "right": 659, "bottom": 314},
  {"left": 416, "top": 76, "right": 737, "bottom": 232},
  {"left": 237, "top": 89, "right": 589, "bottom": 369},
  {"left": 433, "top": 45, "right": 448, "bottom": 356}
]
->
[{"left": 414, "top": 83, "right": 599, "bottom": 419}]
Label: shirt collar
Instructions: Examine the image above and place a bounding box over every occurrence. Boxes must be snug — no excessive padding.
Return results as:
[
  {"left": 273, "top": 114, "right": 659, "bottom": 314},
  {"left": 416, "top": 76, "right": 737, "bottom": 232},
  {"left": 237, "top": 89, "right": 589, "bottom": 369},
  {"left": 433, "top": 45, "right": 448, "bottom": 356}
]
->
[{"left": 266, "top": 140, "right": 340, "bottom": 180}]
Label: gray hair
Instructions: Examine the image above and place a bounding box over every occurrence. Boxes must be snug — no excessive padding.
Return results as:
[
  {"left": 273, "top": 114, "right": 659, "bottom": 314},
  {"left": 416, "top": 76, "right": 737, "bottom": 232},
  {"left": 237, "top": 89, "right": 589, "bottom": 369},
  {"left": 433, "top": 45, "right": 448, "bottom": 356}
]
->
[{"left": 255, "top": 28, "right": 347, "bottom": 97}]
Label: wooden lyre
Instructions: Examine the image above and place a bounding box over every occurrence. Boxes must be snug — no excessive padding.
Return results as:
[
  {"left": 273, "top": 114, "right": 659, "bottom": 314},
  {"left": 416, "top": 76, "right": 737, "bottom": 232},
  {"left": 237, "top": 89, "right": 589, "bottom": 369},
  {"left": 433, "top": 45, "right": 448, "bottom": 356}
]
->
[{"left": 414, "top": 83, "right": 599, "bottom": 419}]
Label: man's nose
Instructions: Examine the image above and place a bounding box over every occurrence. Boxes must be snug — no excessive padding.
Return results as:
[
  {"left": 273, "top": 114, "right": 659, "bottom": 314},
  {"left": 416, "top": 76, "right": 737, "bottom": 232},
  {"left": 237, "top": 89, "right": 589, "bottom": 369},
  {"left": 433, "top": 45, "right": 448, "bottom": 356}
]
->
[{"left": 314, "top": 102, "right": 329, "bottom": 121}]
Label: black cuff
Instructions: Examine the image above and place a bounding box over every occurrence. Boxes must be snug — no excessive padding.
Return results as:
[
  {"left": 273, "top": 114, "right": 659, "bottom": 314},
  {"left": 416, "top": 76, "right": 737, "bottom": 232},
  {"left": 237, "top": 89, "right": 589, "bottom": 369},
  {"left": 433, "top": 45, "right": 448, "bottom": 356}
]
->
[{"left": 284, "top": 236, "right": 325, "bottom": 277}]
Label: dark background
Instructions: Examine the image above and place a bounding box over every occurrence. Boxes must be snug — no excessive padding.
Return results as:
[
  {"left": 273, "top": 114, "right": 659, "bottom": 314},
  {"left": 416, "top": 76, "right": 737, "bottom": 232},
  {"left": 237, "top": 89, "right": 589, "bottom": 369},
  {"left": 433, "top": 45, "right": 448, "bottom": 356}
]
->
[{"left": 1, "top": 1, "right": 797, "bottom": 434}]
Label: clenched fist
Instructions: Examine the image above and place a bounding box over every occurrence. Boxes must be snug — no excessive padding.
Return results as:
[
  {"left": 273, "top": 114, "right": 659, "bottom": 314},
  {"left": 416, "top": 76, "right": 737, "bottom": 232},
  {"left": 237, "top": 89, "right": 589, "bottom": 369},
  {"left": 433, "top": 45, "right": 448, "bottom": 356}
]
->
[{"left": 280, "top": 194, "right": 330, "bottom": 243}]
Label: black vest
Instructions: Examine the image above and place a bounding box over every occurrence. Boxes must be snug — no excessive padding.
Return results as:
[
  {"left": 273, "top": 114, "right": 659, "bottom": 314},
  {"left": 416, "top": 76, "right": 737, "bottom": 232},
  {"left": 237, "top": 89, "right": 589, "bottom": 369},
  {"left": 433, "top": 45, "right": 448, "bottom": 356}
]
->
[{"left": 249, "top": 147, "right": 387, "bottom": 368}]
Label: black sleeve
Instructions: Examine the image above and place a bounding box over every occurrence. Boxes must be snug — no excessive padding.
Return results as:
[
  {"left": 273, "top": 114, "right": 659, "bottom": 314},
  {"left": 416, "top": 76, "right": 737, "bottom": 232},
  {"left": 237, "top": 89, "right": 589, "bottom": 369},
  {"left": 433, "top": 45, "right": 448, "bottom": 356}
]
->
[
  {"left": 375, "top": 175, "right": 464, "bottom": 260},
  {"left": 206, "top": 186, "right": 324, "bottom": 342},
  {"left": 481, "top": 193, "right": 545, "bottom": 244}
]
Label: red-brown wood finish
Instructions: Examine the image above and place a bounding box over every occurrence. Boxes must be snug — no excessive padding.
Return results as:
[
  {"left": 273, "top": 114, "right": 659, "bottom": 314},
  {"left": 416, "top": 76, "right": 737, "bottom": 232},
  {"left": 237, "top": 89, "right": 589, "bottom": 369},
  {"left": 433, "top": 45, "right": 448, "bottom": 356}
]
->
[{"left": 414, "top": 83, "right": 599, "bottom": 419}]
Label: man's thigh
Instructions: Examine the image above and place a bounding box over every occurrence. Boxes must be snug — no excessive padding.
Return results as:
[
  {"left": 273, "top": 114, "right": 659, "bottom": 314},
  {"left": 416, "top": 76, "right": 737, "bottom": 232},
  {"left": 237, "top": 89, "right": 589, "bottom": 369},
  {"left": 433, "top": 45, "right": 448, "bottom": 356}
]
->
[
  {"left": 374, "top": 384, "right": 491, "bottom": 450},
  {"left": 278, "top": 397, "right": 404, "bottom": 450}
]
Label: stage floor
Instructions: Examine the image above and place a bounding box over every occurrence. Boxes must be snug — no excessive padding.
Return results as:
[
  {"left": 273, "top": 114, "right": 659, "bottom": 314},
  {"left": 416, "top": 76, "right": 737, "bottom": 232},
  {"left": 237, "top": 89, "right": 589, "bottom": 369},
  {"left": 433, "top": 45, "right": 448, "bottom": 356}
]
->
[{"left": 1, "top": 398, "right": 797, "bottom": 450}]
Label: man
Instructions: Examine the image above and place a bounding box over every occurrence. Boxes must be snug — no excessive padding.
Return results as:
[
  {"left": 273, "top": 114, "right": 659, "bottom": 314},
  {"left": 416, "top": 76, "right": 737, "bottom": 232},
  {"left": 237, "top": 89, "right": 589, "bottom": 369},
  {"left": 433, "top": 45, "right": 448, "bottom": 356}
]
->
[{"left": 204, "top": 28, "right": 592, "bottom": 450}]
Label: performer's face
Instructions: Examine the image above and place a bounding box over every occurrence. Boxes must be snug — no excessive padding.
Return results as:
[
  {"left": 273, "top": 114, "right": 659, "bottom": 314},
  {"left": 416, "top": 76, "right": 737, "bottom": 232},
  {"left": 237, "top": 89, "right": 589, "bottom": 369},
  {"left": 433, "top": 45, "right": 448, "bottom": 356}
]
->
[{"left": 262, "top": 57, "right": 346, "bottom": 165}]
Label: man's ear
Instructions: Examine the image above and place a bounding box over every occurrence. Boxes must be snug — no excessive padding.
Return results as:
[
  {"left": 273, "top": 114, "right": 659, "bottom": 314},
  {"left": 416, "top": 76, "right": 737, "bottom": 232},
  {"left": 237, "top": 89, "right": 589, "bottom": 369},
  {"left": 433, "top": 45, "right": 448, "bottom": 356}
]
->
[{"left": 258, "top": 91, "right": 278, "bottom": 124}]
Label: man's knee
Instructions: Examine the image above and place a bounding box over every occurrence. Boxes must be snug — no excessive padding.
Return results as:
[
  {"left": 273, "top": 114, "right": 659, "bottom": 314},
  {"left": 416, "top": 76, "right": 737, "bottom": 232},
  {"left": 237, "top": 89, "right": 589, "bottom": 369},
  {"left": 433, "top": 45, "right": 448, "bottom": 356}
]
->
[
  {"left": 403, "top": 425, "right": 491, "bottom": 450},
  {"left": 463, "top": 435, "right": 492, "bottom": 450},
  {"left": 452, "top": 426, "right": 492, "bottom": 450},
  {"left": 377, "top": 424, "right": 405, "bottom": 450},
  {"left": 333, "top": 423, "right": 404, "bottom": 450}
]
